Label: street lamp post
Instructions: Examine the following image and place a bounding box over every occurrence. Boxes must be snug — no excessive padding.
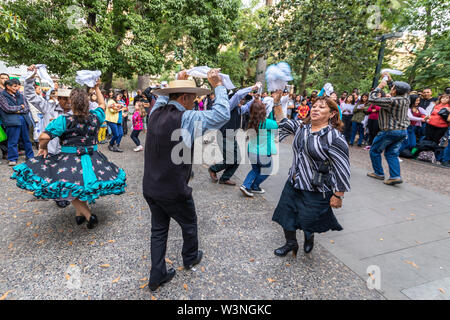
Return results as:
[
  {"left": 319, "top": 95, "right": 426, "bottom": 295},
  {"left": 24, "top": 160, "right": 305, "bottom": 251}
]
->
[{"left": 371, "top": 32, "right": 403, "bottom": 89}]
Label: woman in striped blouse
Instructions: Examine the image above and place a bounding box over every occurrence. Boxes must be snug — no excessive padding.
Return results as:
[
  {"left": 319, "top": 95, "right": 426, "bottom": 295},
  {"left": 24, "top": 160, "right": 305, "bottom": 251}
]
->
[{"left": 272, "top": 92, "right": 351, "bottom": 257}]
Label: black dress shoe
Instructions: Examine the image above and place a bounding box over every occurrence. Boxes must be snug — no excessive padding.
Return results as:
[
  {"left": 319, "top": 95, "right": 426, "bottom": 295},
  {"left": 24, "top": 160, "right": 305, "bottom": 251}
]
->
[
  {"left": 184, "top": 250, "right": 203, "bottom": 270},
  {"left": 274, "top": 242, "right": 299, "bottom": 257},
  {"left": 86, "top": 214, "right": 98, "bottom": 229},
  {"left": 75, "top": 216, "right": 86, "bottom": 225},
  {"left": 149, "top": 268, "right": 176, "bottom": 291},
  {"left": 55, "top": 200, "right": 70, "bottom": 208},
  {"left": 304, "top": 234, "right": 314, "bottom": 254},
  {"left": 115, "top": 145, "right": 124, "bottom": 153}
]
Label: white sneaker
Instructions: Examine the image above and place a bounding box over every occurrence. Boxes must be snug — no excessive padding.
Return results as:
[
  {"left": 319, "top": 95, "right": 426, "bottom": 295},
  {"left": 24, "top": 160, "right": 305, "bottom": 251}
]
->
[
  {"left": 133, "top": 146, "right": 140, "bottom": 152},
  {"left": 138, "top": 145, "right": 143, "bottom": 151},
  {"left": 398, "top": 157, "right": 403, "bottom": 163},
  {"left": 239, "top": 185, "right": 254, "bottom": 197}
]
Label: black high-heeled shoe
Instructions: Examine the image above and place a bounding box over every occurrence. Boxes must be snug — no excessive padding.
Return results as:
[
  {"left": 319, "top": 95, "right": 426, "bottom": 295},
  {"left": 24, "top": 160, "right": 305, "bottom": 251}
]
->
[
  {"left": 274, "top": 243, "right": 299, "bottom": 257},
  {"left": 304, "top": 234, "right": 314, "bottom": 254},
  {"left": 75, "top": 216, "right": 86, "bottom": 225},
  {"left": 86, "top": 214, "right": 98, "bottom": 229}
]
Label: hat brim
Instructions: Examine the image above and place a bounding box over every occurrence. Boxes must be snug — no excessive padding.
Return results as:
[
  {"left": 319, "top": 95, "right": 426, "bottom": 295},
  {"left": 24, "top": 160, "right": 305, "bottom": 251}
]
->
[{"left": 152, "top": 87, "right": 211, "bottom": 97}]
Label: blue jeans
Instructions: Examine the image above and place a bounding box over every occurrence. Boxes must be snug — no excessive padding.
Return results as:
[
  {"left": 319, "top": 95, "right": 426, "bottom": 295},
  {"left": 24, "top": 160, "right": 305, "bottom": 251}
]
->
[
  {"left": 5, "top": 116, "right": 34, "bottom": 162},
  {"left": 370, "top": 130, "right": 407, "bottom": 179},
  {"left": 442, "top": 129, "right": 450, "bottom": 162},
  {"left": 350, "top": 122, "right": 364, "bottom": 146},
  {"left": 242, "top": 154, "right": 272, "bottom": 190},
  {"left": 107, "top": 121, "right": 123, "bottom": 146},
  {"left": 399, "top": 125, "right": 418, "bottom": 152}
]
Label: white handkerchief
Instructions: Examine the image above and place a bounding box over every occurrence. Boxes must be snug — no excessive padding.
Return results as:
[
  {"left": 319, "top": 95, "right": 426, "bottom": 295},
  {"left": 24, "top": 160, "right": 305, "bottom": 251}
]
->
[
  {"left": 323, "top": 83, "right": 334, "bottom": 96},
  {"left": 22, "top": 64, "right": 55, "bottom": 100},
  {"left": 181, "top": 66, "right": 236, "bottom": 90},
  {"left": 75, "top": 70, "right": 102, "bottom": 88},
  {"left": 381, "top": 68, "right": 403, "bottom": 76},
  {"left": 265, "top": 62, "right": 293, "bottom": 92}
]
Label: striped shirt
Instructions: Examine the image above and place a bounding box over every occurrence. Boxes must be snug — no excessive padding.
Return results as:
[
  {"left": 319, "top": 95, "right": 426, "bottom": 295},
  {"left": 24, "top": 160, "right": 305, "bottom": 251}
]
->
[
  {"left": 279, "top": 119, "right": 351, "bottom": 193},
  {"left": 368, "top": 84, "right": 409, "bottom": 131}
]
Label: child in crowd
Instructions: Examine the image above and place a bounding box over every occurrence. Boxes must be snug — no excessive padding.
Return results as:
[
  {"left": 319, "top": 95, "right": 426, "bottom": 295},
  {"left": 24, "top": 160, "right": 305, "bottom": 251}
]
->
[
  {"left": 131, "top": 102, "right": 146, "bottom": 152},
  {"left": 296, "top": 98, "right": 310, "bottom": 120}
]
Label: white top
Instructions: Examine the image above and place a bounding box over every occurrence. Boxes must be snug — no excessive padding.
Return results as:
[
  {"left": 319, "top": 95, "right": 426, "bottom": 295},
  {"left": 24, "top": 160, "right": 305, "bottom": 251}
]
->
[
  {"left": 341, "top": 103, "right": 355, "bottom": 115},
  {"left": 280, "top": 94, "right": 290, "bottom": 118}
]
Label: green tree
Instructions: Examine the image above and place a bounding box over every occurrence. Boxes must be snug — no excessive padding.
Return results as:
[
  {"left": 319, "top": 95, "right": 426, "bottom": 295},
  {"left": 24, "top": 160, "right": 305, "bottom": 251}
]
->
[
  {"left": 0, "top": 4, "right": 26, "bottom": 42},
  {"left": 0, "top": 0, "right": 240, "bottom": 88},
  {"left": 260, "top": 0, "right": 382, "bottom": 94},
  {"left": 389, "top": 0, "right": 450, "bottom": 90}
]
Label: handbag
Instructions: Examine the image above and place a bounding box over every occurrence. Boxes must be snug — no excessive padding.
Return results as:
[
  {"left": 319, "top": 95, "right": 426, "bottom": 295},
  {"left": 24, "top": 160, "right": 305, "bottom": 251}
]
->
[
  {"left": 0, "top": 126, "right": 7, "bottom": 143},
  {"left": 417, "top": 151, "right": 436, "bottom": 164},
  {"left": 438, "top": 107, "right": 450, "bottom": 122}
]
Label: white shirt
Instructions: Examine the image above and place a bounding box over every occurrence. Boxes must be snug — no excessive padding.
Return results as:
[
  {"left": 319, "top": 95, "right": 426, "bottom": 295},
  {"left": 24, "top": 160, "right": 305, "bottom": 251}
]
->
[
  {"left": 280, "top": 94, "right": 290, "bottom": 118},
  {"left": 341, "top": 103, "right": 355, "bottom": 115}
]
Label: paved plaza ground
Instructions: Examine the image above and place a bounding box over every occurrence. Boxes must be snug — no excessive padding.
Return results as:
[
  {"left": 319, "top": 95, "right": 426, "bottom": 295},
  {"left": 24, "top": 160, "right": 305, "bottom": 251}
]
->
[{"left": 0, "top": 135, "right": 448, "bottom": 300}]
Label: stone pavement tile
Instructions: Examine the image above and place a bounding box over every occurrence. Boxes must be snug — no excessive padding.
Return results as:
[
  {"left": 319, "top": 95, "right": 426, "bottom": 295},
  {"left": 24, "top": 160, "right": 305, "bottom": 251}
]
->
[
  {"left": 324, "top": 208, "right": 397, "bottom": 237},
  {"left": 320, "top": 229, "right": 411, "bottom": 260},
  {"left": 423, "top": 213, "right": 450, "bottom": 230},
  {"left": 395, "top": 241, "right": 450, "bottom": 282},
  {"left": 355, "top": 250, "right": 429, "bottom": 300},
  {"left": 370, "top": 199, "right": 450, "bottom": 220},
  {"left": 365, "top": 220, "right": 450, "bottom": 247},
  {"left": 401, "top": 277, "right": 450, "bottom": 300}
]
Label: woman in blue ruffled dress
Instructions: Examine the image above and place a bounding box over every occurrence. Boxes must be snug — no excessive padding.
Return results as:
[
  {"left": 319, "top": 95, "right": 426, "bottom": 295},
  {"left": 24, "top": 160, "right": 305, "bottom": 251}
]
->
[{"left": 11, "top": 81, "right": 127, "bottom": 229}]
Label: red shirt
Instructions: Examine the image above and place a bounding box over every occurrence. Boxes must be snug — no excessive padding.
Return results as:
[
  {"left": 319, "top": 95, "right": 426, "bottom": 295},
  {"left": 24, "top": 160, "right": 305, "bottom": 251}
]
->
[
  {"left": 428, "top": 104, "right": 449, "bottom": 128},
  {"left": 297, "top": 105, "right": 310, "bottom": 119},
  {"left": 367, "top": 104, "right": 381, "bottom": 120}
]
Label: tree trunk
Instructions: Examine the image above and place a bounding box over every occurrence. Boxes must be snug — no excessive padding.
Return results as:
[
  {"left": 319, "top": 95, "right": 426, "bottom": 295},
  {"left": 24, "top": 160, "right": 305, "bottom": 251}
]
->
[
  {"left": 256, "top": 56, "right": 267, "bottom": 88},
  {"left": 103, "top": 71, "right": 113, "bottom": 91},
  {"left": 137, "top": 74, "right": 151, "bottom": 90},
  {"left": 299, "top": 10, "right": 314, "bottom": 95}
]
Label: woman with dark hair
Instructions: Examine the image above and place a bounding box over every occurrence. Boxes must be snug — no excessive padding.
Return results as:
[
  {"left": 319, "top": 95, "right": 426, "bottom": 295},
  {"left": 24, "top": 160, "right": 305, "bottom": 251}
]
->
[
  {"left": 106, "top": 92, "right": 125, "bottom": 152},
  {"left": 424, "top": 94, "right": 450, "bottom": 144},
  {"left": 11, "top": 82, "right": 126, "bottom": 229},
  {"left": 365, "top": 91, "right": 382, "bottom": 148},
  {"left": 340, "top": 95, "right": 355, "bottom": 143},
  {"left": 271, "top": 92, "right": 350, "bottom": 257},
  {"left": 292, "top": 94, "right": 302, "bottom": 120},
  {"left": 121, "top": 90, "right": 130, "bottom": 136},
  {"left": 349, "top": 93, "right": 369, "bottom": 147},
  {"left": 240, "top": 99, "right": 278, "bottom": 197},
  {"left": 399, "top": 95, "right": 426, "bottom": 153}
]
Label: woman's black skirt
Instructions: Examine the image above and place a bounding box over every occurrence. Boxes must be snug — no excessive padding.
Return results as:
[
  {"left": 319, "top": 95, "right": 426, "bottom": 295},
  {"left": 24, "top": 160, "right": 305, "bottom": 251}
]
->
[{"left": 272, "top": 180, "right": 343, "bottom": 234}]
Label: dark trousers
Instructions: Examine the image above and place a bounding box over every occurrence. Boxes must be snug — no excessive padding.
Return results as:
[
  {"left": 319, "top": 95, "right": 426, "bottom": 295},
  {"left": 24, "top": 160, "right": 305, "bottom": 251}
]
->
[
  {"left": 0, "top": 140, "right": 7, "bottom": 159},
  {"left": 144, "top": 195, "right": 199, "bottom": 285},
  {"left": 5, "top": 116, "right": 34, "bottom": 162},
  {"left": 367, "top": 119, "right": 379, "bottom": 146},
  {"left": 342, "top": 115, "right": 353, "bottom": 142},
  {"left": 130, "top": 129, "right": 141, "bottom": 146},
  {"left": 122, "top": 116, "right": 128, "bottom": 135},
  {"left": 209, "top": 136, "right": 240, "bottom": 182},
  {"left": 425, "top": 124, "right": 447, "bottom": 145}
]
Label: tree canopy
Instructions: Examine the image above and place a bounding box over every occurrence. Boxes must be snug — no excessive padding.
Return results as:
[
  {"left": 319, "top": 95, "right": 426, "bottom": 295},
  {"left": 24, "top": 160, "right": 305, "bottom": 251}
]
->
[{"left": 0, "top": 0, "right": 240, "bottom": 88}]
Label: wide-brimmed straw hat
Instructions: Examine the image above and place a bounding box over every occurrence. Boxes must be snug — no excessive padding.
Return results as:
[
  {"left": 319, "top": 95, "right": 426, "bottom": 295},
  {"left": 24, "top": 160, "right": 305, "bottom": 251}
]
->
[
  {"left": 152, "top": 80, "right": 211, "bottom": 97},
  {"left": 57, "top": 88, "right": 72, "bottom": 97}
]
